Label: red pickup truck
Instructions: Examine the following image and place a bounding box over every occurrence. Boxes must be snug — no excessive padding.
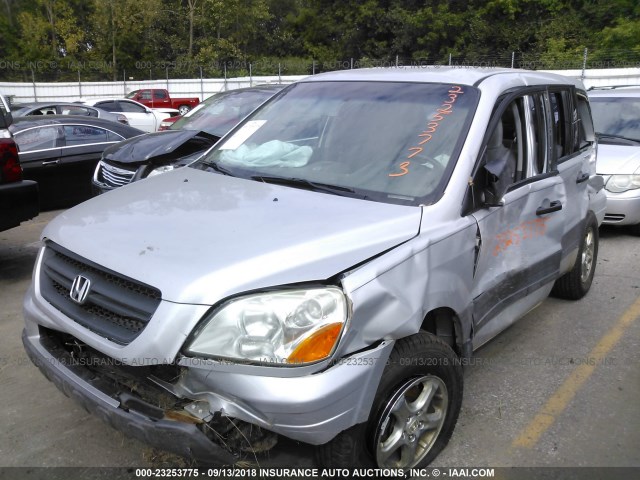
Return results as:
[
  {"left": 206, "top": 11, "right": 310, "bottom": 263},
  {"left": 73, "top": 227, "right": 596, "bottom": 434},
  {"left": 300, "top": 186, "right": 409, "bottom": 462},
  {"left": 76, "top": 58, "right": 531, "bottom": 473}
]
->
[{"left": 125, "top": 89, "right": 200, "bottom": 116}]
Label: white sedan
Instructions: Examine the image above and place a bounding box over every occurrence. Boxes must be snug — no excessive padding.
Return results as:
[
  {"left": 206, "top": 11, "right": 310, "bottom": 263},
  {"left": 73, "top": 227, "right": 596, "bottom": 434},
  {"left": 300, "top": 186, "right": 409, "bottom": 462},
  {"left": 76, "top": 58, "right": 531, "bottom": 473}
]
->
[{"left": 79, "top": 98, "right": 178, "bottom": 132}]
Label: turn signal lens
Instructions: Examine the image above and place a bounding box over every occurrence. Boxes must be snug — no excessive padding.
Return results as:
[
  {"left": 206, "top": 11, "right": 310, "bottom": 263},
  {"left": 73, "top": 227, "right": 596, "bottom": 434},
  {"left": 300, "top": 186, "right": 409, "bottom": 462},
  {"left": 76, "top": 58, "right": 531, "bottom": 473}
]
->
[{"left": 287, "top": 322, "right": 343, "bottom": 364}]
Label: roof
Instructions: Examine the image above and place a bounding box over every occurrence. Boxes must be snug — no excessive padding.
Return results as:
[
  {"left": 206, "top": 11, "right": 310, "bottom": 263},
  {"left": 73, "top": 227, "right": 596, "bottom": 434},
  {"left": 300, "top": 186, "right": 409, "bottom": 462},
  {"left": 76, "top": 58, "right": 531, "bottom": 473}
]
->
[
  {"left": 11, "top": 101, "right": 88, "bottom": 108},
  {"left": 81, "top": 97, "right": 144, "bottom": 105},
  {"left": 300, "top": 67, "right": 585, "bottom": 89},
  {"left": 9, "top": 114, "right": 143, "bottom": 136}
]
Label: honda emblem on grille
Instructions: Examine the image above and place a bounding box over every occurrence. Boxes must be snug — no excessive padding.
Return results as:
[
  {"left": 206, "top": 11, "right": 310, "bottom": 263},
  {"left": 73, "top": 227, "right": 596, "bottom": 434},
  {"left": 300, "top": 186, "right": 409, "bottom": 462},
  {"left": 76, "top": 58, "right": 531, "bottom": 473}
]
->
[{"left": 69, "top": 275, "right": 91, "bottom": 304}]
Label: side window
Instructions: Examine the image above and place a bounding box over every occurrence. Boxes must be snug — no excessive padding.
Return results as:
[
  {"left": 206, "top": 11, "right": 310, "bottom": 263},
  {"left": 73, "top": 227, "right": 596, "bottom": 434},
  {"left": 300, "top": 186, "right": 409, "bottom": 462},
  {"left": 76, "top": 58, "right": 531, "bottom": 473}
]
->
[
  {"left": 30, "top": 107, "right": 56, "bottom": 116},
  {"left": 154, "top": 90, "right": 167, "bottom": 99},
  {"left": 118, "top": 101, "right": 146, "bottom": 113},
  {"left": 14, "top": 126, "right": 62, "bottom": 152},
  {"left": 482, "top": 97, "right": 526, "bottom": 201},
  {"left": 576, "top": 94, "right": 595, "bottom": 150},
  {"left": 96, "top": 101, "right": 119, "bottom": 112},
  {"left": 61, "top": 106, "right": 95, "bottom": 117},
  {"left": 63, "top": 125, "right": 109, "bottom": 146},
  {"left": 549, "top": 90, "right": 571, "bottom": 161},
  {"left": 470, "top": 93, "right": 552, "bottom": 210},
  {"left": 106, "top": 130, "right": 124, "bottom": 142},
  {"left": 140, "top": 91, "right": 152, "bottom": 100}
]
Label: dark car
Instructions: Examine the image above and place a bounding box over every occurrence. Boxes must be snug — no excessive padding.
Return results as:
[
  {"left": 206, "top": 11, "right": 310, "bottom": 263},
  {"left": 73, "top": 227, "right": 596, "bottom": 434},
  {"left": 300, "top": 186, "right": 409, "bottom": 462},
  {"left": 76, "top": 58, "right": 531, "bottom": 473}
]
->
[
  {"left": 92, "top": 84, "right": 285, "bottom": 194},
  {"left": 11, "top": 102, "right": 129, "bottom": 125},
  {"left": 0, "top": 95, "right": 39, "bottom": 231},
  {"left": 9, "top": 116, "right": 143, "bottom": 210}
]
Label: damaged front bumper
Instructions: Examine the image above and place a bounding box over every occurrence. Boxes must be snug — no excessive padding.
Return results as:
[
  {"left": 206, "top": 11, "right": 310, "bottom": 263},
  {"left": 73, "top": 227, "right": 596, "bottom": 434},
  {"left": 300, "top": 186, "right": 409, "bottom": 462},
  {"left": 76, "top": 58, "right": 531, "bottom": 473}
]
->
[
  {"left": 22, "top": 328, "right": 236, "bottom": 464},
  {"left": 21, "top": 322, "right": 393, "bottom": 463}
]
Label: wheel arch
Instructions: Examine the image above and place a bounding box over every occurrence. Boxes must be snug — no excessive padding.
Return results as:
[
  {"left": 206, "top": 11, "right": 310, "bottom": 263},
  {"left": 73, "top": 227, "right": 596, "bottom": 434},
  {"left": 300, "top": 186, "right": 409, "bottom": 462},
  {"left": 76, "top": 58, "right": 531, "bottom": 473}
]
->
[{"left": 420, "top": 307, "right": 465, "bottom": 358}]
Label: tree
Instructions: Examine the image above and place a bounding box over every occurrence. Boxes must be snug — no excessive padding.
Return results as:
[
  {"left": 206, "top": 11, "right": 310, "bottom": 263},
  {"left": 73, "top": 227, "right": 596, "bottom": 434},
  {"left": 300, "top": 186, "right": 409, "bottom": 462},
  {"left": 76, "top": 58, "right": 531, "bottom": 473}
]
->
[{"left": 89, "top": 0, "right": 163, "bottom": 79}]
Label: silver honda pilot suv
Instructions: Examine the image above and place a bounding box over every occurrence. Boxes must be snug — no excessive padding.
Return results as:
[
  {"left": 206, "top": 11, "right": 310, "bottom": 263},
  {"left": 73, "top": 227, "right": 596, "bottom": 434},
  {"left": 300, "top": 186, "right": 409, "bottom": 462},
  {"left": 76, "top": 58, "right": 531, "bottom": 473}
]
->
[{"left": 23, "top": 68, "right": 606, "bottom": 470}]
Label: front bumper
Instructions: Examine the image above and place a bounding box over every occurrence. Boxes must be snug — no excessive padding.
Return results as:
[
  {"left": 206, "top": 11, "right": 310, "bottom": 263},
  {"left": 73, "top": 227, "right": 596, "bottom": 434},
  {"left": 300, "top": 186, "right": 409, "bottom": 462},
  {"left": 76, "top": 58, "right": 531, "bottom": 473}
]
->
[
  {"left": 602, "top": 189, "right": 640, "bottom": 226},
  {"left": 22, "top": 328, "right": 237, "bottom": 464},
  {"left": 22, "top": 309, "right": 393, "bottom": 461}
]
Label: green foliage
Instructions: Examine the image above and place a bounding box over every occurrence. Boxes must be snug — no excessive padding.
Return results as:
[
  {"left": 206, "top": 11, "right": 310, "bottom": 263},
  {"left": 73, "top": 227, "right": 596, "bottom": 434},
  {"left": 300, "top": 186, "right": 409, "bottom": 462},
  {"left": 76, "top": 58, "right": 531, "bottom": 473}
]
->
[{"left": 0, "top": 0, "right": 639, "bottom": 81}]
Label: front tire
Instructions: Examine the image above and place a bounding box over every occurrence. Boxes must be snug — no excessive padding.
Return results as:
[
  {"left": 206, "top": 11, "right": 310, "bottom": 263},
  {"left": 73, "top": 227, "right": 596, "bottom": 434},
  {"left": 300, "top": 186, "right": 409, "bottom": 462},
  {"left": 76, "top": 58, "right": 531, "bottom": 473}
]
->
[
  {"left": 316, "top": 333, "right": 463, "bottom": 470},
  {"left": 551, "top": 211, "right": 599, "bottom": 300},
  {"left": 178, "top": 105, "right": 191, "bottom": 115}
]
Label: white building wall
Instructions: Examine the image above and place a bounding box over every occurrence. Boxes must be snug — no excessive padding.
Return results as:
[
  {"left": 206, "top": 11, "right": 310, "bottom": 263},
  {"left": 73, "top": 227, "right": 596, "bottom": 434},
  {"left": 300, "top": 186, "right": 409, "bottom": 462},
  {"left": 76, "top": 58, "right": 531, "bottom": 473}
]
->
[
  {"left": 1, "top": 69, "right": 639, "bottom": 104},
  {"left": 0, "top": 76, "right": 308, "bottom": 104}
]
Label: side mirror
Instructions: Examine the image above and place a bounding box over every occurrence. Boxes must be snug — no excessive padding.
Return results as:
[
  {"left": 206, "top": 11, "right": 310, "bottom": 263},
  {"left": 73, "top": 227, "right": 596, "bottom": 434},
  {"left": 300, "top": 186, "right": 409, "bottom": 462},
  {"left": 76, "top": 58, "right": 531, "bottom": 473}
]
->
[
  {"left": 482, "top": 153, "right": 509, "bottom": 206},
  {"left": 589, "top": 174, "right": 605, "bottom": 192},
  {"left": 481, "top": 187, "right": 505, "bottom": 208}
]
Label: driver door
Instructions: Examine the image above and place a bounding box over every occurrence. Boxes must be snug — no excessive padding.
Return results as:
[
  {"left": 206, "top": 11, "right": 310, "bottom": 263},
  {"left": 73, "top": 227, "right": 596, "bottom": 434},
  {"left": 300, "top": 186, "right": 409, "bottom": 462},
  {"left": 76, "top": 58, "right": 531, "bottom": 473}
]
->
[
  {"left": 469, "top": 91, "right": 567, "bottom": 349},
  {"left": 117, "top": 100, "right": 156, "bottom": 132}
]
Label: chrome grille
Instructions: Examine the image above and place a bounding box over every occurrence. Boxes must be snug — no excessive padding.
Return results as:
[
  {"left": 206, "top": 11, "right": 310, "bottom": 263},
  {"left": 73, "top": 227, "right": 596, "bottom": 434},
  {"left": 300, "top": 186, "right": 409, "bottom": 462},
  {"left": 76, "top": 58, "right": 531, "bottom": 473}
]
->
[
  {"left": 96, "top": 161, "right": 136, "bottom": 188},
  {"left": 39, "top": 241, "right": 162, "bottom": 345}
]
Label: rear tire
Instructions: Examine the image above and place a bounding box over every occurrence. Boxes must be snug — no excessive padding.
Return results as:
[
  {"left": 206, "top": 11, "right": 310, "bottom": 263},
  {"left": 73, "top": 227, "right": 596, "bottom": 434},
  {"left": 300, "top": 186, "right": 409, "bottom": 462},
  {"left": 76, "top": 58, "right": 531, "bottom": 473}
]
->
[
  {"left": 178, "top": 105, "right": 191, "bottom": 115},
  {"left": 316, "top": 333, "right": 463, "bottom": 470},
  {"left": 551, "top": 211, "right": 599, "bottom": 300}
]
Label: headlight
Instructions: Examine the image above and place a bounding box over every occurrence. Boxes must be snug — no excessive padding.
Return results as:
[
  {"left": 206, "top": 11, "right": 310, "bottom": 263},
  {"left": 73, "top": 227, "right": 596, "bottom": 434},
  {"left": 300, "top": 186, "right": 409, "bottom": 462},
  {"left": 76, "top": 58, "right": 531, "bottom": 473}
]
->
[
  {"left": 147, "top": 165, "right": 174, "bottom": 177},
  {"left": 185, "top": 287, "right": 348, "bottom": 365},
  {"left": 605, "top": 174, "right": 640, "bottom": 193}
]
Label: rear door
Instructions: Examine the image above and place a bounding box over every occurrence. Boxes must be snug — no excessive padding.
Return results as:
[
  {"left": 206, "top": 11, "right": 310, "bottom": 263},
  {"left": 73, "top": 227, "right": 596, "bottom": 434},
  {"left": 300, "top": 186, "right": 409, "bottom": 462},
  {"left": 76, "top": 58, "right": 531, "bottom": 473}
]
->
[
  {"left": 550, "top": 88, "right": 595, "bottom": 273},
  {"left": 13, "top": 125, "right": 64, "bottom": 208},
  {"left": 58, "top": 124, "right": 124, "bottom": 205},
  {"left": 469, "top": 90, "right": 567, "bottom": 348}
]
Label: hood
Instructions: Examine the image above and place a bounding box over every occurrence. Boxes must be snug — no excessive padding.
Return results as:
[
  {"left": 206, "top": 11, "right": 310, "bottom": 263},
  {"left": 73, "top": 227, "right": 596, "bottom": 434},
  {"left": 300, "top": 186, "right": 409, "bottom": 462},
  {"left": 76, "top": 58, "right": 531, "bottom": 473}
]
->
[
  {"left": 596, "top": 144, "right": 640, "bottom": 175},
  {"left": 43, "top": 168, "right": 421, "bottom": 305},
  {"left": 103, "top": 129, "right": 216, "bottom": 165}
]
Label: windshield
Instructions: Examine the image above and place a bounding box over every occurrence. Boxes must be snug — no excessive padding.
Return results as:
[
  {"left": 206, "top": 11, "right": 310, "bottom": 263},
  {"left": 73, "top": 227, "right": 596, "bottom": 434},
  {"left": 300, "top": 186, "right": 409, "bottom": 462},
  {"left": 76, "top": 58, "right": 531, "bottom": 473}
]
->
[
  {"left": 171, "top": 89, "right": 278, "bottom": 137},
  {"left": 192, "top": 81, "right": 478, "bottom": 205},
  {"left": 590, "top": 97, "right": 640, "bottom": 142},
  {"left": 125, "top": 90, "right": 139, "bottom": 99}
]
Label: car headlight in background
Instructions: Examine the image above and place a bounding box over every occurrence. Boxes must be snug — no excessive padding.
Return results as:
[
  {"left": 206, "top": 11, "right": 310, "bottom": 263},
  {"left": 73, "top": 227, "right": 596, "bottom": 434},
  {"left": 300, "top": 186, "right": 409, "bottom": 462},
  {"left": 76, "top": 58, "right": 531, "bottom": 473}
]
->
[
  {"left": 147, "top": 165, "right": 175, "bottom": 177},
  {"left": 185, "top": 287, "right": 348, "bottom": 365},
  {"left": 605, "top": 172, "right": 640, "bottom": 193}
]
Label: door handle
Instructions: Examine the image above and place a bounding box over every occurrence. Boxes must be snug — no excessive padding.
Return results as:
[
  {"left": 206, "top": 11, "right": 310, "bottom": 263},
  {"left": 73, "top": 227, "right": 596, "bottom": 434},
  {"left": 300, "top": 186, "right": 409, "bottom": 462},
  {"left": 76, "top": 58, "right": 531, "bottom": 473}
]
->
[
  {"left": 536, "top": 200, "right": 562, "bottom": 216},
  {"left": 42, "top": 159, "right": 60, "bottom": 166},
  {"left": 576, "top": 172, "right": 590, "bottom": 184}
]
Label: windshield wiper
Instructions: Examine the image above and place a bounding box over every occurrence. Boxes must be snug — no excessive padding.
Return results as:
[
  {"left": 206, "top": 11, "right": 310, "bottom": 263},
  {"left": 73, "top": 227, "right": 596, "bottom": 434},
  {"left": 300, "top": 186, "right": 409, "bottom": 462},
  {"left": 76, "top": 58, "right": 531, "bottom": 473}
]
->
[
  {"left": 251, "top": 175, "right": 359, "bottom": 196},
  {"left": 200, "top": 160, "right": 235, "bottom": 176},
  {"left": 596, "top": 133, "right": 640, "bottom": 144}
]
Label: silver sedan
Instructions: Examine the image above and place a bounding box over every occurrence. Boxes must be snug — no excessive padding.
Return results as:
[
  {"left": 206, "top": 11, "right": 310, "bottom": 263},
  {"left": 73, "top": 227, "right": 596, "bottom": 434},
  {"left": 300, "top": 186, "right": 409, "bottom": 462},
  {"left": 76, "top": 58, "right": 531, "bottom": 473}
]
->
[{"left": 10, "top": 102, "right": 129, "bottom": 126}]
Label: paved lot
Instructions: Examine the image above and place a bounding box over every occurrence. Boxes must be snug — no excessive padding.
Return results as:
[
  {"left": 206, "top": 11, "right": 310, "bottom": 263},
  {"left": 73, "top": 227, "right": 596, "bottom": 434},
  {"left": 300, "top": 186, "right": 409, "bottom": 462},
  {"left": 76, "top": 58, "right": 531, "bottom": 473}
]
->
[{"left": 0, "top": 210, "right": 638, "bottom": 469}]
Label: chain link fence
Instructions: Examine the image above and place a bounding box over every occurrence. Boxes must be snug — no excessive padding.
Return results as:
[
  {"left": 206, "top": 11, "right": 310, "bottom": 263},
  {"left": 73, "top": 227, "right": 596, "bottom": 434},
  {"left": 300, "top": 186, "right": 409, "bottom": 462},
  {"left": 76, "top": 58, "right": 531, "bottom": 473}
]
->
[{"left": 2, "top": 50, "right": 640, "bottom": 103}]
